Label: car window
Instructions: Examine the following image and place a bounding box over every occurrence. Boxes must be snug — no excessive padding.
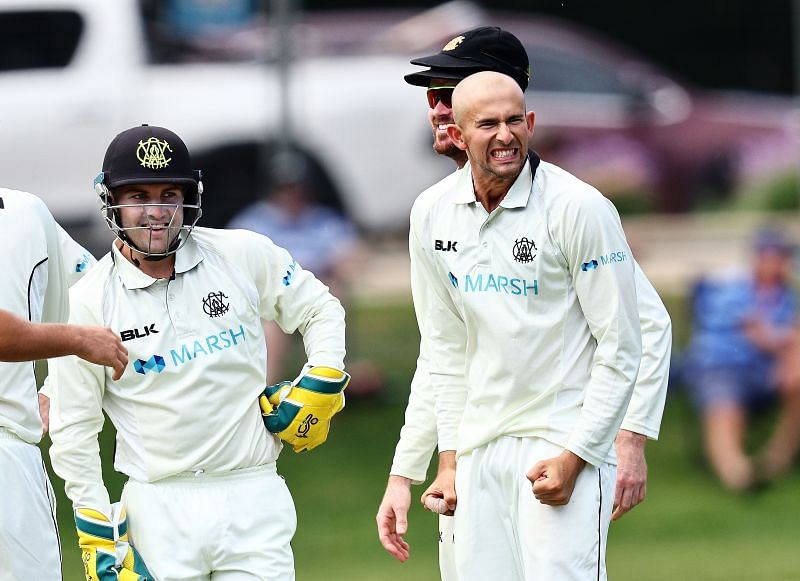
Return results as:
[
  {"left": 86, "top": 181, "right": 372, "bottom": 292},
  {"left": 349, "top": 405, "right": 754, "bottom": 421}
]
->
[
  {"left": 0, "top": 11, "right": 83, "bottom": 72},
  {"left": 527, "top": 45, "right": 631, "bottom": 95}
]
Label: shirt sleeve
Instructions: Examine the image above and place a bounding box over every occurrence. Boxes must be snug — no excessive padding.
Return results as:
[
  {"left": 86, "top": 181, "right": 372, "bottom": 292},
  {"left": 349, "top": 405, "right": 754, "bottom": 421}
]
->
[
  {"left": 620, "top": 263, "right": 672, "bottom": 439},
  {"left": 56, "top": 223, "right": 97, "bottom": 288},
  {"left": 245, "top": 231, "right": 347, "bottom": 370},
  {"left": 408, "top": 202, "right": 467, "bottom": 453},
  {"left": 48, "top": 291, "right": 112, "bottom": 514},
  {"left": 39, "top": 203, "right": 69, "bottom": 326},
  {"left": 559, "top": 192, "right": 642, "bottom": 466},
  {"left": 389, "top": 351, "right": 438, "bottom": 484},
  {"left": 37, "top": 206, "right": 71, "bottom": 400}
]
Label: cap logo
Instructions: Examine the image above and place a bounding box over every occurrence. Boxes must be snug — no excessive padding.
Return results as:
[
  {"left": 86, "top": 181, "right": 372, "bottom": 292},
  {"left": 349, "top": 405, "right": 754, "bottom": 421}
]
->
[
  {"left": 442, "top": 35, "right": 464, "bottom": 51},
  {"left": 136, "top": 137, "right": 172, "bottom": 170}
]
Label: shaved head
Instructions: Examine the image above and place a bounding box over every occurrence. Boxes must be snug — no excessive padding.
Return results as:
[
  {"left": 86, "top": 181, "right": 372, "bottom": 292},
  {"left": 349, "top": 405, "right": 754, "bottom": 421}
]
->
[
  {"left": 445, "top": 70, "right": 535, "bottom": 208},
  {"left": 452, "top": 71, "right": 525, "bottom": 126}
]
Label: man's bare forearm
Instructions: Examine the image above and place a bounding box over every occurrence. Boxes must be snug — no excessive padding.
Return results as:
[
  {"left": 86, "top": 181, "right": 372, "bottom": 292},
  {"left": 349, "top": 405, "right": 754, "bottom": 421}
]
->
[
  {"left": 438, "top": 450, "right": 456, "bottom": 472},
  {"left": 0, "top": 310, "right": 82, "bottom": 361}
]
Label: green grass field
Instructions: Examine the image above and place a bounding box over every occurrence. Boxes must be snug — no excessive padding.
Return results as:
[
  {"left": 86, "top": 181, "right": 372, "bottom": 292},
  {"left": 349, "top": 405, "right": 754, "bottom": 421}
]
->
[{"left": 44, "top": 299, "right": 800, "bottom": 580}]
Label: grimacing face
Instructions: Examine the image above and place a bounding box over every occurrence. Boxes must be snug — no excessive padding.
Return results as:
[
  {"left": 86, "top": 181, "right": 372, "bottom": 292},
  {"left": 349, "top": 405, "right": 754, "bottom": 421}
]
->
[
  {"left": 113, "top": 183, "right": 185, "bottom": 256},
  {"left": 454, "top": 75, "right": 534, "bottom": 183}
]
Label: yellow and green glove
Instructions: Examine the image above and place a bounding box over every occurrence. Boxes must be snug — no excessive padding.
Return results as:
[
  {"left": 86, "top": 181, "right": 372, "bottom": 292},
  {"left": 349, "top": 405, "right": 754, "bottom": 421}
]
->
[
  {"left": 260, "top": 366, "right": 350, "bottom": 452},
  {"left": 74, "top": 503, "right": 152, "bottom": 581}
]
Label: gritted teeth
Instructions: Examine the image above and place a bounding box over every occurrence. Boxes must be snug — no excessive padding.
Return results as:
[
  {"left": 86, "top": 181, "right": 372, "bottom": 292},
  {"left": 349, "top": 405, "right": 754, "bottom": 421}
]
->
[{"left": 492, "top": 148, "right": 517, "bottom": 159}]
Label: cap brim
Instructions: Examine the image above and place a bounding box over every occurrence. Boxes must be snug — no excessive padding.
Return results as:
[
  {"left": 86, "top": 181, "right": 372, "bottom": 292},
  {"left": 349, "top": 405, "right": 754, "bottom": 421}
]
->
[
  {"left": 410, "top": 52, "right": 484, "bottom": 70},
  {"left": 404, "top": 67, "right": 471, "bottom": 87},
  {"left": 108, "top": 176, "right": 198, "bottom": 188}
]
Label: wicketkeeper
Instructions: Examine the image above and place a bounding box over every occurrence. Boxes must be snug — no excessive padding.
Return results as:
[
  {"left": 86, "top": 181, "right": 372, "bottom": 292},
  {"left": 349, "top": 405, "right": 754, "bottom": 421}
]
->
[{"left": 49, "top": 124, "right": 349, "bottom": 579}]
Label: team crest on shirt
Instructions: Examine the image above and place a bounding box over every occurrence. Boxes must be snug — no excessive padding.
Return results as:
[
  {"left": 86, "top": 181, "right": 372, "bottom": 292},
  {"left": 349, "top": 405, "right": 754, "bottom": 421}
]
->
[
  {"left": 202, "top": 291, "right": 230, "bottom": 317},
  {"left": 512, "top": 237, "right": 537, "bottom": 263}
]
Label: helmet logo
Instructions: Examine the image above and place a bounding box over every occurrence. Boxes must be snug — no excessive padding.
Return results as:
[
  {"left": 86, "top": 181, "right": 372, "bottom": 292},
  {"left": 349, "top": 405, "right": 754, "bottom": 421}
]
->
[
  {"left": 442, "top": 35, "right": 464, "bottom": 51},
  {"left": 136, "top": 138, "right": 172, "bottom": 169}
]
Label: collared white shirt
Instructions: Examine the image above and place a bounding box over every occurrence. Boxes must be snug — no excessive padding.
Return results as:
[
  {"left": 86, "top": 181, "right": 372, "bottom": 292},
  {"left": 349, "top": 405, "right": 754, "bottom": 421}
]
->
[
  {"left": 390, "top": 157, "right": 672, "bottom": 481},
  {"left": 49, "top": 227, "right": 346, "bottom": 512},
  {"left": 410, "top": 159, "right": 643, "bottom": 466},
  {"left": 0, "top": 189, "right": 69, "bottom": 443}
]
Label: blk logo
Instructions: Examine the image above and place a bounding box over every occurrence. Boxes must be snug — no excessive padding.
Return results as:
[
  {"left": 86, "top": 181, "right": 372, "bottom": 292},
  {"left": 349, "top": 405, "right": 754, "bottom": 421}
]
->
[
  {"left": 133, "top": 355, "right": 166, "bottom": 375},
  {"left": 435, "top": 239, "right": 458, "bottom": 252},
  {"left": 121, "top": 324, "right": 158, "bottom": 342}
]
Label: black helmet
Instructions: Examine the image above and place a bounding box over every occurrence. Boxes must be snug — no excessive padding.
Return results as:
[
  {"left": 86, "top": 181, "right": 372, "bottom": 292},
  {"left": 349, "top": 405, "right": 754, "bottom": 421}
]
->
[{"left": 95, "top": 124, "right": 203, "bottom": 258}]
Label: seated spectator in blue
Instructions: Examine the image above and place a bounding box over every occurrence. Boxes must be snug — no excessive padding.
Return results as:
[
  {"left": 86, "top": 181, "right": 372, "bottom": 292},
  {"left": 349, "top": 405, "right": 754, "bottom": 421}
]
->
[
  {"left": 228, "top": 164, "right": 360, "bottom": 290},
  {"left": 684, "top": 229, "right": 798, "bottom": 491}
]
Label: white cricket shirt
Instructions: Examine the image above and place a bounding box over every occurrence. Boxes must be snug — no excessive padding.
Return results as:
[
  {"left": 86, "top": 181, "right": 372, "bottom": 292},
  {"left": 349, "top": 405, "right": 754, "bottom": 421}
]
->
[
  {"left": 0, "top": 188, "right": 69, "bottom": 444},
  {"left": 49, "top": 227, "right": 346, "bottom": 512},
  {"left": 410, "top": 158, "right": 643, "bottom": 466},
  {"left": 390, "top": 157, "right": 671, "bottom": 480}
]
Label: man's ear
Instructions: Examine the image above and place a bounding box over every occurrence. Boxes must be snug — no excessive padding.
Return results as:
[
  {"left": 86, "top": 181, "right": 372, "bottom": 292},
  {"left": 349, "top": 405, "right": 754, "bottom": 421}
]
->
[
  {"left": 446, "top": 124, "right": 468, "bottom": 151},
  {"left": 526, "top": 111, "right": 535, "bottom": 137}
]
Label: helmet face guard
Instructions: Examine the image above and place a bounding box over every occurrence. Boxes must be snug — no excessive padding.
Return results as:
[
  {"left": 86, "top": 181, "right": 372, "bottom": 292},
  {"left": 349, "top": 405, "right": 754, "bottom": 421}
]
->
[
  {"left": 95, "top": 173, "right": 203, "bottom": 259},
  {"left": 95, "top": 125, "right": 203, "bottom": 259}
]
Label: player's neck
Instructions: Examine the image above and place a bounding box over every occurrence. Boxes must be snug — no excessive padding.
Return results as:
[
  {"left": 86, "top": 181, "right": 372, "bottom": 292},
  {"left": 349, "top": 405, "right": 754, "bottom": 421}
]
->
[
  {"left": 472, "top": 172, "right": 516, "bottom": 213},
  {"left": 117, "top": 240, "right": 176, "bottom": 279}
]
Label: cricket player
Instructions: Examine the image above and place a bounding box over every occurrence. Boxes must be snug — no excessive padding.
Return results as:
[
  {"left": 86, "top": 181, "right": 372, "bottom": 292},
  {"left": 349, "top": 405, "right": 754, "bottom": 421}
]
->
[
  {"left": 0, "top": 188, "right": 126, "bottom": 580},
  {"left": 412, "top": 70, "right": 641, "bottom": 579},
  {"left": 377, "top": 27, "right": 671, "bottom": 578},
  {"left": 49, "top": 124, "right": 348, "bottom": 580}
]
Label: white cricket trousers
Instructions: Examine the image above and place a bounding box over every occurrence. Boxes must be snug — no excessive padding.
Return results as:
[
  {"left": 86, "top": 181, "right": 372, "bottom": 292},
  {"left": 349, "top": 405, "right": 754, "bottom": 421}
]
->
[
  {"left": 0, "top": 428, "right": 61, "bottom": 581},
  {"left": 438, "top": 514, "right": 457, "bottom": 581},
  {"left": 453, "top": 436, "right": 615, "bottom": 581},
  {"left": 122, "top": 463, "right": 296, "bottom": 581}
]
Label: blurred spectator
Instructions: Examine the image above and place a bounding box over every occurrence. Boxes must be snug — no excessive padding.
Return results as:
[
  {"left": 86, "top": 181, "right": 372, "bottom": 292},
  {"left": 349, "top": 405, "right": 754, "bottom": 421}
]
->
[
  {"left": 228, "top": 154, "right": 382, "bottom": 397},
  {"left": 683, "top": 229, "right": 798, "bottom": 491}
]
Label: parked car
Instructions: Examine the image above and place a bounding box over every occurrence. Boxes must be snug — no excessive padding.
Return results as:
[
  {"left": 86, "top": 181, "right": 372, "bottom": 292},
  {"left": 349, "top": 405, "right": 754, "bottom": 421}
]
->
[{"left": 0, "top": 0, "right": 797, "bottom": 254}]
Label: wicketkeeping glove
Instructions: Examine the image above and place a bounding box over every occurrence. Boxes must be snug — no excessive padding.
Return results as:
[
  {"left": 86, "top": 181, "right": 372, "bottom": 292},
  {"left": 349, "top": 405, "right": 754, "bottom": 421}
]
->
[
  {"left": 74, "top": 503, "right": 153, "bottom": 581},
  {"left": 260, "top": 366, "right": 350, "bottom": 453}
]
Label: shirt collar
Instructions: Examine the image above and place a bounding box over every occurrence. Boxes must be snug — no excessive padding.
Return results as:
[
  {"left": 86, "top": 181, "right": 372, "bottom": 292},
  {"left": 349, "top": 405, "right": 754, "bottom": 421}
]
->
[
  {"left": 499, "top": 158, "right": 533, "bottom": 209},
  {"left": 449, "top": 158, "right": 534, "bottom": 208},
  {"left": 112, "top": 234, "right": 204, "bottom": 290}
]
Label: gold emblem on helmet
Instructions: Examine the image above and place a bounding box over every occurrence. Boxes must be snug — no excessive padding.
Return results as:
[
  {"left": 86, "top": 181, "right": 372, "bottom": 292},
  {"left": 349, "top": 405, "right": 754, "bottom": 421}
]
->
[
  {"left": 136, "top": 137, "right": 172, "bottom": 169},
  {"left": 442, "top": 35, "right": 464, "bottom": 51}
]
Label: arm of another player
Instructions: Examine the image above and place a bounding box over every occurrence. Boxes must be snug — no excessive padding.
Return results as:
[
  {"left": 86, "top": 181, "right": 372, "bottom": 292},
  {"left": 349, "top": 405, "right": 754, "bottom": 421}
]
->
[
  {"left": 408, "top": 199, "right": 467, "bottom": 457},
  {"left": 377, "top": 474, "right": 413, "bottom": 562},
  {"left": 614, "top": 263, "right": 672, "bottom": 520},
  {"left": 377, "top": 355, "right": 439, "bottom": 561},
  {"left": 0, "top": 309, "right": 127, "bottom": 379}
]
